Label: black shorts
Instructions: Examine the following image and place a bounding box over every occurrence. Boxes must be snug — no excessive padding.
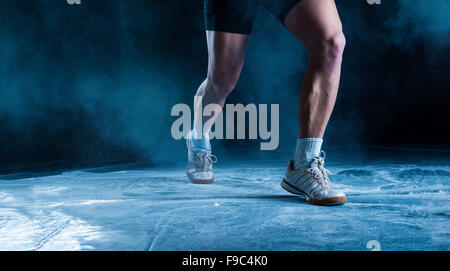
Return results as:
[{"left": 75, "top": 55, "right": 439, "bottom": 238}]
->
[{"left": 204, "top": 0, "right": 301, "bottom": 34}]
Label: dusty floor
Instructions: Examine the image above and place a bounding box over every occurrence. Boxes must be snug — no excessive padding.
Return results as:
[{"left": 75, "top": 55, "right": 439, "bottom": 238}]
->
[{"left": 0, "top": 155, "right": 449, "bottom": 251}]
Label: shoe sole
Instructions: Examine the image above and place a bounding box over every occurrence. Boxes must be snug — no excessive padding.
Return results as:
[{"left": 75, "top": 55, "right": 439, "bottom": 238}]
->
[
  {"left": 191, "top": 177, "right": 214, "bottom": 184},
  {"left": 281, "top": 179, "right": 346, "bottom": 206}
]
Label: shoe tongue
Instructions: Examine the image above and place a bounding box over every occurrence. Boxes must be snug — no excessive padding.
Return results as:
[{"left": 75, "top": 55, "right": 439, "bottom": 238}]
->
[
  {"left": 308, "top": 159, "right": 320, "bottom": 169},
  {"left": 311, "top": 156, "right": 325, "bottom": 168},
  {"left": 309, "top": 161, "right": 328, "bottom": 178}
]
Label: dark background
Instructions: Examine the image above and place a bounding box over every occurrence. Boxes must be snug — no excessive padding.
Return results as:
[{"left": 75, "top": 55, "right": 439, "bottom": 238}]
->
[{"left": 0, "top": 0, "right": 449, "bottom": 168}]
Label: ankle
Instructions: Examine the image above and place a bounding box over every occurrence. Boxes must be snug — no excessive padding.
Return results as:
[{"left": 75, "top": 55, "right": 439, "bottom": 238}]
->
[
  {"left": 294, "top": 138, "right": 323, "bottom": 169},
  {"left": 189, "top": 130, "right": 211, "bottom": 150}
]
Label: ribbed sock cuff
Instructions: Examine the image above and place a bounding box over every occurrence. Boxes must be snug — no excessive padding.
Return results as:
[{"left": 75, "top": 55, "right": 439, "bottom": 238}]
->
[
  {"left": 189, "top": 130, "right": 211, "bottom": 150},
  {"left": 294, "top": 138, "right": 323, "bottom": 169}
]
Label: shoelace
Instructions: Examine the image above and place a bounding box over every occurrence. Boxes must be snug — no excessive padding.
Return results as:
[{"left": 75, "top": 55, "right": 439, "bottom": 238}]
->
[
  {"left": 194, "top": 151, "right": 217, "bottom": 171},
  {"left": 307, "top": 151, "right": 332, "bottom": 188}
]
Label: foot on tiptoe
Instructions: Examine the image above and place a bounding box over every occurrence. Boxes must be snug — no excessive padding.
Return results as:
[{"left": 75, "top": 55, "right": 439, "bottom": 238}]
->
[
  {"left": 186, "top": 130, "right": 217, "bottom": 184},
  {"left": 281, "top": 151, "right": 346, "bottom": 206}
]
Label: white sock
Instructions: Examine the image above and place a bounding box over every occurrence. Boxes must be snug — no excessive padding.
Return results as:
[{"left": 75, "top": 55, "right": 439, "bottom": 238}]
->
[
  {"left": 294, "top": 138, "right": 323, "bottom": 169},
  {"left": 189, "top": 129, "right": 210, "bottom": 150}
]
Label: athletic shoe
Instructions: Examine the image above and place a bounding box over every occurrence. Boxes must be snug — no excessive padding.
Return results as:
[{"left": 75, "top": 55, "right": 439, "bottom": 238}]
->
[
  {"left": 186, "top": 131, "right": 217, "bottom": 184},
  {"left": 281, "top": 151, "right": 346, "bottom": 206}
]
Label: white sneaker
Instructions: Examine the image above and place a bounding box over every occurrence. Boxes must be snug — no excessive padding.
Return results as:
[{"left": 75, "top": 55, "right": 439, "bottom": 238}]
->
[
  {"left": 281, "top": 151, "right": 346, "bottom": 206},
  {"left": 186, "top": 131, "right": 217, "bottom": 184}
]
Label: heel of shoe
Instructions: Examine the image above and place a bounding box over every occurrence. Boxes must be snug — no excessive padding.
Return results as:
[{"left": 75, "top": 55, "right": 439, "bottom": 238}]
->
[{"left": 191, "top": 177, "right": 214, "bottom": 184}]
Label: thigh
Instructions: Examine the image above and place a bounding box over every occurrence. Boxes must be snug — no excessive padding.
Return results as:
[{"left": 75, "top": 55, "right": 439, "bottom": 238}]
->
[
  {"left": 206, "top": 31, "right": 250, "bottom": 80},
  {"left": 261, "top": 0, "right": 302, "bottom": 25},
  {"left": 283, "top": 0, "right": 343, "bottom": 49},
  {"left": 204, "top": 0, "right": 259, "bottom": 35}
]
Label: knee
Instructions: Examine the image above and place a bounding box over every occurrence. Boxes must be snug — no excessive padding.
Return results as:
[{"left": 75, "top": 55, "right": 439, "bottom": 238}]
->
[
  {"left": 310, "top": 31, "right": 346, "bottom": 68},
  {"left": 320, "top": 31, "right": 346, "bottom": 59},
  {"left": 207, "top": 65, "right": 242, "bottom": 97}
]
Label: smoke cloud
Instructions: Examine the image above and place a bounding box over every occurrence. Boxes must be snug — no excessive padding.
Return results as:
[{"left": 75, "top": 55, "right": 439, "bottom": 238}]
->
[{"left": 0, "top": 0, "right": 448, "bottom": 168}]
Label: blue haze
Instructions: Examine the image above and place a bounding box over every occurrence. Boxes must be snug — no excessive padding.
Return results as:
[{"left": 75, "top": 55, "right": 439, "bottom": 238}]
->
[{"left": 0, "top": 0, "right": 448, "bottom": 167}]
